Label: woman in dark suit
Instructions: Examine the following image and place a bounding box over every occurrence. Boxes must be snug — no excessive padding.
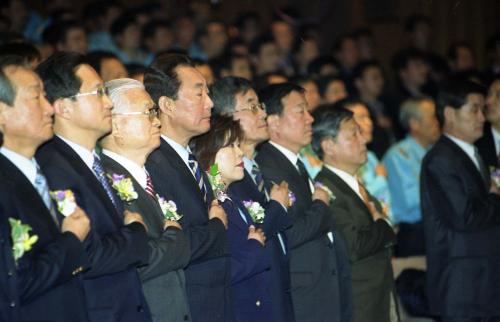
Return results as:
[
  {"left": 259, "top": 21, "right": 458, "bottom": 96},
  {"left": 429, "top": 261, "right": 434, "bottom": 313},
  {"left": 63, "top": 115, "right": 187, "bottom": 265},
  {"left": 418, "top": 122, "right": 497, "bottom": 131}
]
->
[{"left": 191, "top": 116, "right": 273, "bottom": 322}]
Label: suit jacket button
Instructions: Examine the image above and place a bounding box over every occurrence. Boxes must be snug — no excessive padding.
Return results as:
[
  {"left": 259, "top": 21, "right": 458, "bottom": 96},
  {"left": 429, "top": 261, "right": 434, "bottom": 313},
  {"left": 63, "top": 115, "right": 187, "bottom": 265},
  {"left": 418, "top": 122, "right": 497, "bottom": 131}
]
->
[
  {"left": 10, "top": 301, "right": 15, "bottom": 307},
  {"left": 7, "top": 270, "right": 13, "bottom": 276},
  {"left": 256, "top": 300, "right": 261, "bottom": 306},
  {"left": 137, "top": 305, "right": 144, "bottom": 312}
]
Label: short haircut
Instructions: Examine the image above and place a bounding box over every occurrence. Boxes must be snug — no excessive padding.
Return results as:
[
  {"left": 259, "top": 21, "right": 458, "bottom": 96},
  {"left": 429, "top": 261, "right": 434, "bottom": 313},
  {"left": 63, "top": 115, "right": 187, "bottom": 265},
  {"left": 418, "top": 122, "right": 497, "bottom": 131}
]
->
[
  {"left": 190, "top": 115, "right": 244, "bottom": 171},
  {"left": 87, "top": 51, "right": 121, "bottom": 75},
  {"left": 391, "top": 48, "right": 426, "bottom": 73},
  {"left": 142, "top": 19, "right": 172, "bottom": 41},
  {"left": 143, "top": 53, "right": 192, "bottom": 103},
  {"left": 210, "top": 76, "right": 253, "bottom": 116},
  {"left": 50, "top": 20, "right": 86, "bottom": 45},
  {"left": 311, "top": 106, "right": 354, "bottom": 159},
  {"left": 307, "top": 55, "right": 340, "bottom": 78},
  {"left": 316, "top": 75, "right": 345, "bottom": 97},
  {"left": 0, "top": 42, "right": 41, "bottom": 65},
  {"left": 353, "top": 60, "right": 382, "bottom": 80},
  {"left": 111, "top": 14, "right": 137, "bottom": 37},
  {"left": 436, "top": 80, "right": 486, "bottom": 124},
  {"left": 399, "top": 97, "right": 433, "bottom": 131},
  {"left": 404, "top": 14, "right": 431, "bottom": 33},
  {"left": 36, "top": 51, "right": 89, "bottom": 103},
  {"left": 249, "top": 35, "right": 274, "bottom": 56},
  {"left": 332, "top": 97, "right": 366, "bottom": 112},
  {"left": 105, "top": 78, "right": 144, "bottom": 113},
  {"left": 258, "top": 82, "right": 304, "bottom": 116},
  {"left": 0, "top": 55, "right": 26, "bottom": 106}
]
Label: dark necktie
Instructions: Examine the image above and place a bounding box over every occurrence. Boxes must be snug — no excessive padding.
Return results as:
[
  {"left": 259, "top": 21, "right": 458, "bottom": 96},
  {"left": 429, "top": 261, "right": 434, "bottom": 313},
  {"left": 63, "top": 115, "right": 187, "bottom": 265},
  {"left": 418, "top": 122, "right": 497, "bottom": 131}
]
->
[
  {"left": 34, "top": 164, "right": 59, "bottom": 226},
  {"left": 474, "top": 148, "right": 491, "bottom": 187},
  {"left": 296, "top": 158, "right": 311, "bottom": 194},
  {"left": 92, "top": 154, "right": 120, "bottom": 211},
  {"left": 188, "top": 153, "right": 207, "bottom": 202},
  {"left": 145, "top": 171, "right": 156, "bottom": 199},
  {"left": 251, "top": 162, "right": 265, "bottom": 194}
]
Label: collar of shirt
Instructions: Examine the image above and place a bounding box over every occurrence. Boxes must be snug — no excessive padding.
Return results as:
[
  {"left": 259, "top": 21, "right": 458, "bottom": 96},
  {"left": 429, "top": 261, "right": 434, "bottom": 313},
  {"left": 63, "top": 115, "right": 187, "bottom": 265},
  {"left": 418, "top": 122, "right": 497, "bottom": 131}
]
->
[
  {"left": 269, "top": 141, "right": 299, "bottom": 169},
  {"left": 102, "top": 149, "right": 147, "bottom": 189},
  {"left": 445, "top": 134, "right": 480, "bottom": 169},
  {"left": 0, "top": 147, "right": 38, "bottom": 186},
  {"left": 57, "top": 135, "right": 96, "bottom": 172},
  {"left": 324, "top": 163, "right": 363, "bottom": 200},
  {"left": 491, "top": 126, "right": 500, "bottom": 155},
  {"left": 161, "top": 134, "right": 191, "bottom": 171}
]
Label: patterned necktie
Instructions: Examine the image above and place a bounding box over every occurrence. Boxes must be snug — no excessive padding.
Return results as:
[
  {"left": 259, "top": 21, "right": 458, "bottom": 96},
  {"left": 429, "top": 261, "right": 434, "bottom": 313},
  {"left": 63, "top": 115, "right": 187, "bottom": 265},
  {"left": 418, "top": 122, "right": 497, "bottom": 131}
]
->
[
  {"left": 188, "top": 153, "right": 207, "bottom": 202},
  {"left": 474, "top": 148, "right": 491, "bottom": 187},
  {"left": 92, "top": 154, "right": 120, "bottom": 211},
  {"left": 34, "top": 164, "right": 59, "bottom": 225},
  {"left": 251, "top": 162, "right": 265, "bottom": 194},
  {"left": 296, "top": 158, "right": 311, "bottom": 193},
  {"left": 357, "top": 178, "right": 372, "bottom": 208},
  {"left": 145, "top": 171, "right": 156, "bottom": 199}
]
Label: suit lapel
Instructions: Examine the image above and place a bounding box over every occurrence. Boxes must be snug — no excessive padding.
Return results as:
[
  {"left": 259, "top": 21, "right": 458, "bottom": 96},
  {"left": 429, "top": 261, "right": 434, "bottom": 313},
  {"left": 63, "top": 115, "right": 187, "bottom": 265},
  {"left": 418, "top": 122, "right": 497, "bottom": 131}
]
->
[{"left": 52, "top": 137, "right": 122, "bottom": 222}]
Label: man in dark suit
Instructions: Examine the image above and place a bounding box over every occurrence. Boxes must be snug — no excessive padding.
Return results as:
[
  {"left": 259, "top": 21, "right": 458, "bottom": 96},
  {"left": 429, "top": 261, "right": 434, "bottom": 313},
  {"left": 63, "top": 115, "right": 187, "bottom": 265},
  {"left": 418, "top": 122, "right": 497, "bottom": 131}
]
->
[
  {"left": 256, "top": 83, "right": 353, "bottom": 322},
  {"left": 312, "top": 107, "right": 396, "bottom": 322},
  {"left": 210, "top": 76, "right": 295, "bottom": 322},
  {"left": 100, "top": 78, "right": 191, "bottom": 322},
  {"left": 0, "top": 55, "right": 91, "bottom": 321},
  {"left": 143, "top": 53, "right": 230, "bottom": 322},
  {"left": 476, "top": 76, "right": 500, "bottom": 169},
  {"left": 421, "top": 80, "right": 500, "bottom": 322},
  {"left": 35, "top": 52, "right": 153, "bottom": 322}
]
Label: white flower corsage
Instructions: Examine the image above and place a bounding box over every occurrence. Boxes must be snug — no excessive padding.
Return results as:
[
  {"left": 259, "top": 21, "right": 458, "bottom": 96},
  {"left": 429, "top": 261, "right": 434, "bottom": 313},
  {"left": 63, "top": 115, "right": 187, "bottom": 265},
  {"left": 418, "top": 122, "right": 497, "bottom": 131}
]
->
[
  {"left": 157, "top": 196, "right": 183, "bottom": 221},
  {"left": 207, "top": 164, "right": 229, "bottom": 202},
  {"left": 9, "top": 218, "right": 38, "bottom": 264},
  {"left": 50, "top": 190, "right": 77, "bottom": 216},
  {"left": 243, "top": 200, "right": 266, "bottom": 224},
  {"left": 107, "top": 173, "right": 138, "bottom": 202}
]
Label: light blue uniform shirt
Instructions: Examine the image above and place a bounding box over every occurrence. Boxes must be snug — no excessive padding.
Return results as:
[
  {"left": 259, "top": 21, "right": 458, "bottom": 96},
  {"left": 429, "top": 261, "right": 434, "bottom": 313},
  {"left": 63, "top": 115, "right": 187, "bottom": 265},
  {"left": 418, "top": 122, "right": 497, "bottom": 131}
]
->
[
  {"left": 383, "top": 136, "right": 429, "bottom": 225},
  {"left": 358, "top": 151, "right": 392, "bottom": 218}
]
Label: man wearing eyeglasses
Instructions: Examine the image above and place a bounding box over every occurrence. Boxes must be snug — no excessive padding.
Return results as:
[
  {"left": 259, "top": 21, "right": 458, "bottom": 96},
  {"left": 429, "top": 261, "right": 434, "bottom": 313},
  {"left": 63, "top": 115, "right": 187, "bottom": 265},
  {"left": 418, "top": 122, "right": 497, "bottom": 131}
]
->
[
  {"left": 210, "top": 76, "right": 295, "bottom": 322},
  {"left": 35, "top": 52, "right": 153, "bottom": 322},
  {"left": 99, "top": 78, "right": 192, "bottom": 322}
]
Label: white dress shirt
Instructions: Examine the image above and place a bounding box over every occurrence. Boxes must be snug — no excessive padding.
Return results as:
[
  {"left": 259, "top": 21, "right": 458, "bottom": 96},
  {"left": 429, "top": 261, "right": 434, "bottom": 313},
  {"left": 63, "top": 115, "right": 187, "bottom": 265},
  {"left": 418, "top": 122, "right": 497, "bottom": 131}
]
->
[
  {"left": 445, "top": 134, "right": 481, "bottom": 170},
  {"left": 491, "top": 126, "right": 500, "bottom": 156},
  {"left": 0, "top": 147, "right": 38, "bottom": 187},
  {"left": 324, "top": 164, "right": 364, "bottom": 201},
  {"left": 102, "top": 150, "right": 148, "bottom": 189},
  {"left": 58, "top": 135, "right": 97, "bottom": 174}
]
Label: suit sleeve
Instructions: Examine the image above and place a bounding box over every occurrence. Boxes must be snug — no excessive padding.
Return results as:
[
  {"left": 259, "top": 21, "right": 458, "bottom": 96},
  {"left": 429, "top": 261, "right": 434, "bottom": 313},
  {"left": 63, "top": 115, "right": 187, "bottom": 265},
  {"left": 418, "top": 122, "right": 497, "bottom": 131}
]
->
[
  {"left": 330, "top": 198, "right": 395, "bottom": 262},
  {"left": 83, "top": 222, "right": 150, "bottom": 278},
  {"left": 261, "top": 200, "right": 292, "bottom": 236},
  {"left": 138, "top": 227, "right": 191, "bottom": 282},
  {"left": 421, "top": 155, "right": 500, "bottom": 232},
  {"left": 17, "top": 232, "right": 89, "bottom": 303}
]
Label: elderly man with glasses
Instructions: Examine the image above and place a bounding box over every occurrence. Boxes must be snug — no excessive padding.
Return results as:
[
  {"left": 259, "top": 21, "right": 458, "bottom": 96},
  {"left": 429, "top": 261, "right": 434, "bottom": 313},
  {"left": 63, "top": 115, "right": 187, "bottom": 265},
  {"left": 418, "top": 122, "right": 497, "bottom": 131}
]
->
[{"left": 99, "top": 78, "right": 192, "bottom": 322}]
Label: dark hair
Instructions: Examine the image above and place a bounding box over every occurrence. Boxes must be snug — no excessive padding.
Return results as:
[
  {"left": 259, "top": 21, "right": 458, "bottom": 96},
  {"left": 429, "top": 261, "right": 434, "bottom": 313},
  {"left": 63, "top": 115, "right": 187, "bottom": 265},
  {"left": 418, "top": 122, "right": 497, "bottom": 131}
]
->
[
  {"left": 210, "top": 76, "right": 253, "bottom": 116},
  {"left": 0, "top": 42, "right": 41, "bottom": 65},
  {"left": 307, "top": 55, "right": 340, "bottom": 78},
  {"left": 111, "top": 13, "right": 137, "bottom": 37},
  {"left": 142, "top": 19, "right": 172, "bottom": 41},
  {"left": 50, "top": 20, "right": 86, "bottom": 46},
  {"left": 87, "top": 51, "right": 121, "bottom": 75},
  {"left": 353, "top": 60, "right": 382, "bottom": 80},
  {"left": 332, "top": 97, "right": 366, "bottom": 111},
  {"left": 436, "top": 80, "right": 486, "bottom": 124},
  {"left": 210, "top": 53, "right": 248, "bottom": 79},
  {"left": 311, "top": 106, "right": 354, "bottom": 159},
  {"left": 391, "top": 48, "right": 426, "bottom": 73},
  {"left": 316, "top": 75, "right": 345, "bottom": 97},
  {"left": 249, "top": 35, "right": 274, "bottom": 56},
  {"left": 0, "top": 55, "right": 26, "bottom": 106},
  {"left": 258, "top": 82, "right": 304, "bottom": 116},
  {"left": 190, "top": 115, "right": 244, "bottom": 171},
  {"left": 447, "top": 41, "right": 474, "bottom": 62},
  {"left": 144, "top": 53, "right": 193, "bottom": 103},
  {"left": 333, "top": 34, "right": 356, "bottom": 53},
  {"left": 404, "top": 14, "right": 431, "bottom": 33},
  {"left": 126, "top": 63, "right": 146, "bottom": 78},
  {"left": 35, "top": 51, "right": 89, "bottom": 103}
]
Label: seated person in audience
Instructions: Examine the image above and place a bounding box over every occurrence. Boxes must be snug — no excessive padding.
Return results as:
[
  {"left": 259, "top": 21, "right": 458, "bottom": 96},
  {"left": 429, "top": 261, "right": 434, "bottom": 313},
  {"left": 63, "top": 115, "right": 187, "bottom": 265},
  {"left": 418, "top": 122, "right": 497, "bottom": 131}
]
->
[
  {"left": 257, "top": 83, "right": 352, "bottom": 322},
  {"left": 210, "top": 76, "right": 295, "bottom": 322},
  {"left": 110, "top": 13, "right": 151, "bottom": 65},
  {"left": 211, "top": 53, "right": 253, "bottom": 82},
  {"left": 317, "top": 76, "right": 348, "bottom": 105},
  {"left": 99, "top": 78, "right": 191, "bottom": 322},
  {"left": 87, "top": 51, "right": 128, "bottom": 82},
  {"left": 421, "top": 80, "right": 500, "bottom": 322},
  {"left": 193, "top": 58, "right": 215, "bottom": 86},
  {"left": 250, "top": 35, "right": 281, "bottom": 77},
  {"left": 192, "top": 116, "right": 273, "bottom": 322},
  {"left": 383, "top": 97, "right": 440, "bottom": 257},
  {"left": 313, "top": 107, "right": 396, "bottom": 322},
  {"left": 476, "top": 75, "right": 500, "bottom": 169}
]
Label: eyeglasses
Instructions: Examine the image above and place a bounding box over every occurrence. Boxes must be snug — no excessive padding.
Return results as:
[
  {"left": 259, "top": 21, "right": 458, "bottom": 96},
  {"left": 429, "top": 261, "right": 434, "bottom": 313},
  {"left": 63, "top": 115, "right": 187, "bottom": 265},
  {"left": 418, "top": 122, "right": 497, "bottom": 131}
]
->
[
  {"left": 234, "top": 102, "right": 266, "bottom": 114},
  {"left": 112, "top": 107, "right": 160, "bottom": 122},
  {"left": 68, "top": 86, "right": 109, "bottom": 100}
]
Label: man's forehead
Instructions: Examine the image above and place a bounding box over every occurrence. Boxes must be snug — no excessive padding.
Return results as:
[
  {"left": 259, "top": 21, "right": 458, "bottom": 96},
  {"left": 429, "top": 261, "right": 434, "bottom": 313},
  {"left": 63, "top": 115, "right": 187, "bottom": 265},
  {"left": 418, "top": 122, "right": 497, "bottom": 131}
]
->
[
  {"left": 75, "top": 63, "right": 103, "bottom": 88},
  {"left": 177, "top": 65, "right": 206, "bottom": 87},
  {"left": 283, "top": 90, "right": 306, "bottom": 106},
  {"left": 6, "top": 66, "right": 42, "bottom": 90}
]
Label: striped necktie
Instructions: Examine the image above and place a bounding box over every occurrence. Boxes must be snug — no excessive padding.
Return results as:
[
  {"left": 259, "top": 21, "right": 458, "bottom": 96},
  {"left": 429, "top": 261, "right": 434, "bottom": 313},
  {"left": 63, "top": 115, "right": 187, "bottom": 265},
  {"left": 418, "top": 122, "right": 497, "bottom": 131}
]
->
[
  {"left": 92, "top": 154, "right": 120, "bottom": 211},
  {"left": 188, "top": 153, "right": 207, "bottom": 202},
  {"left": 34, "top": 164, "right": 59, "bottom": 226},
  {"left": 251, "top": 162, "right": 265, "bottom": 194},
  {"left": 145, "top": 171, "right": 156, "bottom": 199}
]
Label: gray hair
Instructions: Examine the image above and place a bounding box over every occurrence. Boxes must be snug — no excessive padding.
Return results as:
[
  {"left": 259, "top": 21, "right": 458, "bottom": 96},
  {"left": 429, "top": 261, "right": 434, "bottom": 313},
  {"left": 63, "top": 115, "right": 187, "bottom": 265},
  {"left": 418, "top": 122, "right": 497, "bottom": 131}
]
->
[
  {"left": 399, "top": 97, "right": 433, "bottom": 131},
  {"left": 105, "top": 78, "right": 145, "bottom": 113},
  {"left": 311, "top": 106, "right": 353, "bottom": 160}
]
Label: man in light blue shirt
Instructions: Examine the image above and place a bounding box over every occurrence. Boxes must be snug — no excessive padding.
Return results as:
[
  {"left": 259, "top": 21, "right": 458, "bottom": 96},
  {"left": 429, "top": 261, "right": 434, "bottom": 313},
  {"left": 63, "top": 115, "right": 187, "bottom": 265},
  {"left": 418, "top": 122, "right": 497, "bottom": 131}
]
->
[{"left": 383, "top": 97, "right": 440, "bottom": 256}]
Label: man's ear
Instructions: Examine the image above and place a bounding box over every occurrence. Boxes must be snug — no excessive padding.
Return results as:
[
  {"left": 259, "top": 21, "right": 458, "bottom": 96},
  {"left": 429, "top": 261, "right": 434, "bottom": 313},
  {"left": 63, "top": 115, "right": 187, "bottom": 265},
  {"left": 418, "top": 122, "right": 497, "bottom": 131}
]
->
[
  {"left": 320, "top": 138, "right": 334, "bottom": 158},
  {"left": 443, "top": 106, "right": 455, "bottom": 125},
  {"left": 158, "top": 96, "right": 175, "bottom": 115},
  {"left": 53, "top": 98, "right": 72, "bottom": 120},
  {"left": 0, "top": 102, "right": 6, "bottom": 128}
]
